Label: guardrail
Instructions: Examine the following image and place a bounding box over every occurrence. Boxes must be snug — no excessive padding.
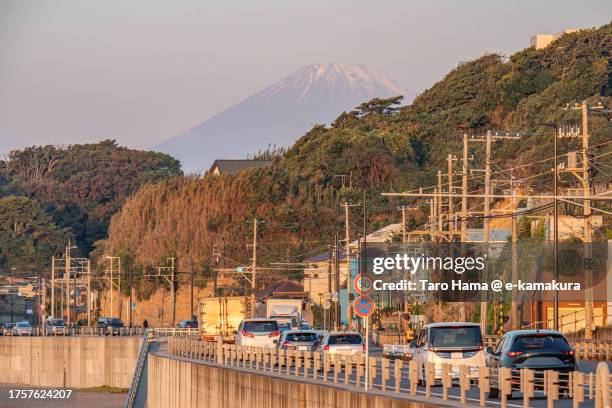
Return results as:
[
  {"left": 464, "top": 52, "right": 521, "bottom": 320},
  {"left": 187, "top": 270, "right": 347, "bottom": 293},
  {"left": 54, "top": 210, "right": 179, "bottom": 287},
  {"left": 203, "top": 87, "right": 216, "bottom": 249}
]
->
[
  {"left": 167, "top": 337, "right": 612, "bottom": 408},
  {"left": 150, "top": 327, "right": 200, "bottom": 338},
  {"left": 2, "top": 326, "right": 146, "bottom": 337},
  {"left": 124, "top": 330, "right": 153, "bottom": 408}
]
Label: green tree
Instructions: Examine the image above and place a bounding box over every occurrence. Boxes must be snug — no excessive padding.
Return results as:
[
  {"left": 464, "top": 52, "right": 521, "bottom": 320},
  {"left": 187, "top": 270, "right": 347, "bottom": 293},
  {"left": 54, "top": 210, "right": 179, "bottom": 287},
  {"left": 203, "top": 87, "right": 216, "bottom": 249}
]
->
[{"left": 0, "top": 196, "right": 67, "bottom": 272}]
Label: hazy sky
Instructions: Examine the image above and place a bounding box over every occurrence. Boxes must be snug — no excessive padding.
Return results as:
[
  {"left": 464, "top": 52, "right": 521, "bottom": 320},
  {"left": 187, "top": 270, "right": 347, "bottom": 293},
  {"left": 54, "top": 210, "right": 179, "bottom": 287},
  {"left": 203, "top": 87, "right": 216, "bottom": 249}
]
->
[{"left": 0, "top": 0, "right": 610, "bottom": 154}]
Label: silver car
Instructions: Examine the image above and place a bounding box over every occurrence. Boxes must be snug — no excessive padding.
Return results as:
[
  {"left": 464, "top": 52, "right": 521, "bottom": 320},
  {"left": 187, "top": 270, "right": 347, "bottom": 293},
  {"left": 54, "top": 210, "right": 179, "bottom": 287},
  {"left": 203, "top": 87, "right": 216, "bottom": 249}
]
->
[
  {"left": 318, "top": 332, "right": 365, "bottom": 363},
  {"left": 45, "top": 318, "right": 66, "bottom": 335},
  {"left": 276, "top": 330, "right": 320, "bottom": 351}
]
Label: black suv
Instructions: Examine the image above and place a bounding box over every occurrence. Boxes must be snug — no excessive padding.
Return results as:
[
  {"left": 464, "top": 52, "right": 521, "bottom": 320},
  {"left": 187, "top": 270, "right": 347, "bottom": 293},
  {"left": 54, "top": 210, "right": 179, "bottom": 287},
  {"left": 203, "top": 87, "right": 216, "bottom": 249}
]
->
[{"left": 486, "top": 330, "right": 577, "bottom": 399}]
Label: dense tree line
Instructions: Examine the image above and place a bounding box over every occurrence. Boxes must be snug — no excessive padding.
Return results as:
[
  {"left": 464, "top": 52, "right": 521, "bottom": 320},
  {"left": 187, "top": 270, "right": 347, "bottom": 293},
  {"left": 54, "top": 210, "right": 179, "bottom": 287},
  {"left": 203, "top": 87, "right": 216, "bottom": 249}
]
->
[{"left": 0, "top": 140, "right": 182, "bottom": 271}]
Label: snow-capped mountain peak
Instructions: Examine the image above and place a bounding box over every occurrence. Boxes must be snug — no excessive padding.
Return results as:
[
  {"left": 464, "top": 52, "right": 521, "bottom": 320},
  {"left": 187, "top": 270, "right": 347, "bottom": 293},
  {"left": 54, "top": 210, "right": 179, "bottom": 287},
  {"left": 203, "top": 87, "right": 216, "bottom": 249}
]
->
[
  {"left": 257, "top": 63, "right": 410, "bottom": 104},
  {"left": 155, "top": 63, "right": 412, "bottom": 173}
]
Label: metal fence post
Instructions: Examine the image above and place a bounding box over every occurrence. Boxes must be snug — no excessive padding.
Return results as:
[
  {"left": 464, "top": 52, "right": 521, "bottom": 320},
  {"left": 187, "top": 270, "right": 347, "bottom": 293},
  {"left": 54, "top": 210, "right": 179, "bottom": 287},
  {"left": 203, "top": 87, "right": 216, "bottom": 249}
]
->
[
  {"left": 425, "top": 362, "right": 434, "bottom": 399},
  {"left": 547, "top": 370, "right": 559, "bottom": 408},
  {"left": 368, "top": 357, "right": 377, "bottom": 390},
  {"left": 216, "top": 336, "right": 223, "bottom": 364},
  {"left": 408, "top": 360, "right": 418, "bottom": 396},
  {"left": 523, "top": 368, "right": 535, "bottom": 408},
  {"left": 478, "top": 366, "right": 490, "bottom": 407},
  {"left": 381, "top": 358, "right": 389, "bottom": 391},
  {"left": 459, "top": 365, "right": 470, "bottom": 404},
  {"left": 356, "top": 355, "right": 364, "bottom": 386},
  {"left": 500, "top": 367, "right": 512, "bottom": 408},
  {"left": 394, "top": 359, "right": 403, "bottom": 393},
  {"left": 441, "top": 363, "right": 451, "bottom": 401}
]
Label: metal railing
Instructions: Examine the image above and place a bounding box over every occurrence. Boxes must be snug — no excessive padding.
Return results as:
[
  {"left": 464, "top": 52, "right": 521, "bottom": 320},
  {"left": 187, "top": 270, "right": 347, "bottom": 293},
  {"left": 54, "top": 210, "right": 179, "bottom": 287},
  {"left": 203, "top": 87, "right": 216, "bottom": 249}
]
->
[
  {"left": 167, "top": 337, "right": 612, "bottom": 408},
  {"left": 2, "top": 326, "right": 146, "bottom": 337},
  {"left": 150, "top": 327, "right": 199, "bottom": 338},
  {"left": 124, "top": 329, "right": 152, "bottom": 408}
]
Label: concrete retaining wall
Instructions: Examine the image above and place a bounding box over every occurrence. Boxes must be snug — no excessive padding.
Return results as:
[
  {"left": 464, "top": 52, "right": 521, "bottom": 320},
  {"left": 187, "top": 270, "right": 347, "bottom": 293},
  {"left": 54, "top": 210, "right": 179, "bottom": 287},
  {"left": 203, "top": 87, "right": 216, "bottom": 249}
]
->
[
  {"left": 0, "top": 336, "right": 142, "bottom": 388},
  {"left": 147, "top": 354, "right": 447, "bottom": 408}
]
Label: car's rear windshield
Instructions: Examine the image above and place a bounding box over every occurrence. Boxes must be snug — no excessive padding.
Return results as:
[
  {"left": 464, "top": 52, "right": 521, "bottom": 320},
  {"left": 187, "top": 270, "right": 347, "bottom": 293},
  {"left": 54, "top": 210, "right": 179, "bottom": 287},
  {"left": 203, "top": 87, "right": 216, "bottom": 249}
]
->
[
  {"left": 430, "top": 326, "right": 483, "bottom": 348},
  {"left": 512, "top": 334, "right": 571, "bottom": 352},
  {"left": 17, "top": 322, "right": 30, "bottom": 327},
  {"left": 243, "top": 321, "right": 278, "bottom": 332},
  {"left": 51, "top": 319, "right": 64, "bottom": 326},
  {"left": 285, "top": 332, "right": 318, "bottom": 342},
  {"left": 4, "top": 323, "right": 15, "bottom": 327},
  {"left": 328, "top": 334, "right": 363, "bottom": 345}
]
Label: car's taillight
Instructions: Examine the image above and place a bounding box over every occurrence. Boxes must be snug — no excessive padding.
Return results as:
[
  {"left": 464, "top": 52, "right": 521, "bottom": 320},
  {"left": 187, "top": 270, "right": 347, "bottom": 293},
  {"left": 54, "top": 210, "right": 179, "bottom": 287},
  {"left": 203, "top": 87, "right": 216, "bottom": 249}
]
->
[
  {"left": 507, "top": 351, "right": 523, "bottom": 357},
  {"left": 563, "top": 350, "right": 575, "bottom": 356},
  {"left": 269, "top": 330, "right": 280, "bottom": 337},
  {"left": 241, "top": 329, "right": 254, "bottom": 338},
  {"left": 281, "top": 341, "right": 291, "bottom": 349},
  {"left": 362, "top": 343, "right": 366, "bottom": 352},
  {"left": 323, "top": 345, "right": 329, "bottom": 351}
]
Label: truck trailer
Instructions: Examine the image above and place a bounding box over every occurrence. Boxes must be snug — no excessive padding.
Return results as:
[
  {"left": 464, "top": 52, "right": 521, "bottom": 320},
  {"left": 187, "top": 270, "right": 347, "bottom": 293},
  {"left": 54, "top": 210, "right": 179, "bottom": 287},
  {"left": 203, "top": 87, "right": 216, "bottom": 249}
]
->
[{"left": 199, "top": 296, "right": 246, "bottom": 340}]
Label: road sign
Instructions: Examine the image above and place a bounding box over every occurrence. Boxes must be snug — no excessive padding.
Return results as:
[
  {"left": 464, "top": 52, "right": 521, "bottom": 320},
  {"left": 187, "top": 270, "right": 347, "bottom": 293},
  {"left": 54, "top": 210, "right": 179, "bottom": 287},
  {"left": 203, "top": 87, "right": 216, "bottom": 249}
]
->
[
  {"left": 353, "top": 274, "right": 374, "bottom": 296},
  {"left": 322, "top": 301, "right": 331, "bottom": 310},
  {"left": 331, "top": 292, "right": 338, "bottom": 302},
  {"left": 353, "top": 295, "right": 375, "bottom": 318}
]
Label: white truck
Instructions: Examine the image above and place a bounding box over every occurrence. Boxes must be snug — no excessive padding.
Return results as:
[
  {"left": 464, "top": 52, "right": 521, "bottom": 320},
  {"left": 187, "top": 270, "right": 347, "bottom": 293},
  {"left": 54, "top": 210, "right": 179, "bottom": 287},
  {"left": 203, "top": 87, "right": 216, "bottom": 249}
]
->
[
  {"left": 199, "top": 297, "right": 246, "bottom": 340},
  {"left": 265, "top": 299, "right": 303, "bottom": 328}
]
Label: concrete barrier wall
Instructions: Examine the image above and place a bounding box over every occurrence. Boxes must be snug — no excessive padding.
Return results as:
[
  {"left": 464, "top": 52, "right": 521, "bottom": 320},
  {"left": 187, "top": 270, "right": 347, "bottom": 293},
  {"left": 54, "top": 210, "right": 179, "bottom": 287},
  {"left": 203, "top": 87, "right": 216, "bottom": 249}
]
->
[
  {"left": 0, "top": 336, "right": 142, "bottom": 388},
  {"left": 147, "top": 354, "right": 446, "bottom": 408}
]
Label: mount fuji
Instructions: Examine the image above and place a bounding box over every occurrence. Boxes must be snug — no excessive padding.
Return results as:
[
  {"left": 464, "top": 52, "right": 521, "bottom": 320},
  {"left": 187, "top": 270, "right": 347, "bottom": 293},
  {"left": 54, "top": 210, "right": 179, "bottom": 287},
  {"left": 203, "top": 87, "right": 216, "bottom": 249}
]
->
[{"left": 155, "top": 63, "right": 412, "bottom": 173}]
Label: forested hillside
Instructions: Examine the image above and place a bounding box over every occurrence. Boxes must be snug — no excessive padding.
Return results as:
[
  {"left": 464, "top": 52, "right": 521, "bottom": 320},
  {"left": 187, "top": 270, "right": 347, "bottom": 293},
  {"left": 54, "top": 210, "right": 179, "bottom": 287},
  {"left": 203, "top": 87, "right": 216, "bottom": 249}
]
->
[
  {"left": 103, "top": 23, "right": 611, "bottom": 298},
  {"left": 0, "top": 140, "right": 181, "bottom": 272}
]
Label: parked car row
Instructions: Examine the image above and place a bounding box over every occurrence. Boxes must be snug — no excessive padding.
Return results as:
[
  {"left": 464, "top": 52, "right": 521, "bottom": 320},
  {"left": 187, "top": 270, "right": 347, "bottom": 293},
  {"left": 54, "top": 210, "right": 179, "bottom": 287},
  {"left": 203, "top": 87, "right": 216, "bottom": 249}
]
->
[{"left": 0, "top": 321, "right": 32, "bottom": 336}]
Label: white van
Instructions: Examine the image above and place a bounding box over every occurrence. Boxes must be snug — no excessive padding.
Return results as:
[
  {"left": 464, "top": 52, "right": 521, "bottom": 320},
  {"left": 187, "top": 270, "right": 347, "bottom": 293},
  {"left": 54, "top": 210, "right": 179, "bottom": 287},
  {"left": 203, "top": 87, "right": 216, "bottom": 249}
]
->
[{"left": 412, "top": 322, "right": 485, "bottom": 382}]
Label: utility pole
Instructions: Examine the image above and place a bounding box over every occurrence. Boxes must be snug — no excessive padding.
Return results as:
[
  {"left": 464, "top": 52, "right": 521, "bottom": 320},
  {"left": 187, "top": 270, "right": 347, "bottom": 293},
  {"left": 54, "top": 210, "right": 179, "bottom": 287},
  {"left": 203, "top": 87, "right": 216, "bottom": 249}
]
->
[
  {"left": 561, "top": 100, "right": 605, "bottom": 338},
  {"left": 51, "top": 257, "right": 55, "bottom": 320},
  {"left": 128, "top": 262, "right": 133, "bottom": 327},
  {"left": 481, "top": 130, "right": 492, "bottom": 335},
  {"left": 251, "top": 218, "right": 258, "bottom": 318},
  {"left": 401, "top": 205, "right": 407, "bottom": 243},
  {"left": 327, "top": 243, "right": 332, "bottom": 327},
  {"left": 170, "top": 257, "right": 175, "bottom": 326},
  {"left": 580, "top": 101, "right": 594, "bottom": 340},
  {"left": 334, "top": 234, "right": 340, "bottom": 329},
  {"left": 461, "top": 134, "right": 469, "bottom": 242},
  {"left": 342, "top": 202, "right": 353, "bottom": 328},
  {"left": 447, "top": 154, "right": 455, "bottom": 233},
  {"left": 437, "top": 170, "right": 443, "bottom": 235},
  {"left": 511, "top": 176, "right": 519, "bottom": 330},
  {"left": 65, "top": 240, "right": 71, "bottom": 326},
  {"left": 553, "top": 128, "right": 559, "bottom": 331},
  {"left": 87, "top": 259, "right": 91, "bottom": 326},
  {"left": 190, "top": 271, "right": 194, "bottom": 320}
]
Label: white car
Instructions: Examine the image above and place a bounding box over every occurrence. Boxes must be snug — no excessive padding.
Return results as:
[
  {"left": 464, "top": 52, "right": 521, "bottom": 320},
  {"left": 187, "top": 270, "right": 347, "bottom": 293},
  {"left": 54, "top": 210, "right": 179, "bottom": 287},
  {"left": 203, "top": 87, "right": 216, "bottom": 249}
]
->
[
  {"left": 235, "top": 319, "right": 280, "bottom": 348},
  {"left": 412, "top": 322, "right": 485, "bottom": 382},
  {"left": 318, "top": 332, "right": 365, "bottom": 363},
  {"left": 15, "top": 321, "right": 33, "bottom": 336}
]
